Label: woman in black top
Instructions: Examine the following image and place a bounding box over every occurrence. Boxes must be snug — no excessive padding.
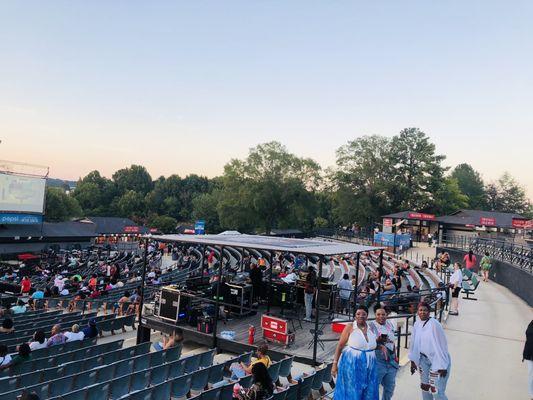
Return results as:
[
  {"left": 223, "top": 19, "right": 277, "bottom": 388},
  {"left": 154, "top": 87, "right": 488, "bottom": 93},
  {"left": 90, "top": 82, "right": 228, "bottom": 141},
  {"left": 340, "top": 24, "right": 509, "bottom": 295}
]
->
[
  {"left": 237, "top": 362, "right": 274, "bottom": 400},
  {"left": 523, "top": 320, "right": 533, "bottom": 399}
]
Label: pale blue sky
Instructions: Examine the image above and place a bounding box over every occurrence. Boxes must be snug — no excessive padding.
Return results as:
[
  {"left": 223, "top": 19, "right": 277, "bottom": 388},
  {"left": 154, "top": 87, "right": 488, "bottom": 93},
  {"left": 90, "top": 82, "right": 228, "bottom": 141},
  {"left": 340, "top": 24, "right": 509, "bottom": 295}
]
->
[{"left": 1, "top": 1, "right": 532, "bottom": 197}]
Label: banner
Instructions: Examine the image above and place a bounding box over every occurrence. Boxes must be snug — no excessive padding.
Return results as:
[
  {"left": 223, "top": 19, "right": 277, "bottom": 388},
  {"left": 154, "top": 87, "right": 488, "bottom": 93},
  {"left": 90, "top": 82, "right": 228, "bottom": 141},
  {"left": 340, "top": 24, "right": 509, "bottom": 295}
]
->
[
  {"left": 0, "top": 213, "right": 42, "bottom": 224},
  {"left": 383, "top": 218, "right": 393, "bottom": 227},
  {"left": 479, "top": 217, "right": 496, "bottom": 226},
  {"left": 373, "top": 232, "right": 411, "bottom": 248},
  {"left": 407, "top": 212, "right": 435, "bottom": 220},
  {"left": 511, "top": 218, "right": 527, "bottom": 229},
  {"left": 123, "top": 226, "right": 140, "bottom": 233},
  {"left": 194, "top": 220, "right": 205, "bottom": 235}
]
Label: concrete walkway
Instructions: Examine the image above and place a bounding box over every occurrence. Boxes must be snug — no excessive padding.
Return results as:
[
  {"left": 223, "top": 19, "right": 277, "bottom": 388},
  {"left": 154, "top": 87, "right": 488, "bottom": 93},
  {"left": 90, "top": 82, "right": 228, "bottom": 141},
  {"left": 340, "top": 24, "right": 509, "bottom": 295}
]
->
[{"left": 393, "top": 276, "right": 532, "bottom": 399}]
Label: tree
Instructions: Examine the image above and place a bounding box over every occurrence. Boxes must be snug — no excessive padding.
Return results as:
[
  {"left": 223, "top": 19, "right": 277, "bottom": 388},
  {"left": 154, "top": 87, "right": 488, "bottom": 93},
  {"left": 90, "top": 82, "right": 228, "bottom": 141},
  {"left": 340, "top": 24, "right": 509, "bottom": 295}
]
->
[
  {"left": 450, "top": 164, "right": 486, "bottom": 209},
  {"left": 433, "top": 177, "right": 469, "bottom": 215},
  {"left": 148, "top": 215, "right": 177, "bottom": 233},
  {"left": 486, "top": 173, "right": 532, "bottom": 215},
  {"left": 387, "top": 128, "right": 447, "bottom": 211},
  {"left": 117, "top": 190, "right": 146, "bottom": 220},
  {"left": 217, "top": 142, "right": 321, "bottom": 233},
  {"left": 45, "top": 187, "right": 83, "bottom": 222},
  {"left": 112, "top": 165, "right": 153, "bottom": 195},
  {"left": 72, "top": 170, "right": 116, "bottom": 215},
  {"left": 332, "top": 135, "right": 393, "bottom": 226},
  {"left": 192, "top": 191, "right": 222, "bottom": 233}
]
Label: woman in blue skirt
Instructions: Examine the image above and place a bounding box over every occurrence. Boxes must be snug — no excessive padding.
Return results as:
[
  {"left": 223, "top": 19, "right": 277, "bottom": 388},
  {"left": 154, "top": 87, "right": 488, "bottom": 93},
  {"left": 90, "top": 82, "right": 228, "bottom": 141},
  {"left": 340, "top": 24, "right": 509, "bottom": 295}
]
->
[{"left": 332, "top": 305, "right": 379, "bottom": 400}]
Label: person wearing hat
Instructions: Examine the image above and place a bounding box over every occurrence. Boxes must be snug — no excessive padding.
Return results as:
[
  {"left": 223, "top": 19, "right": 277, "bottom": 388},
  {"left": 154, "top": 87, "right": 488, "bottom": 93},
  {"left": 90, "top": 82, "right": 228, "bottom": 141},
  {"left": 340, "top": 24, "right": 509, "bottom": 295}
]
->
[
  {"left": 64, "top": 324, "right": 85, "bottom": 342},
  {"left": 82, "top": 319, "right": 98, "bottom": 339}
]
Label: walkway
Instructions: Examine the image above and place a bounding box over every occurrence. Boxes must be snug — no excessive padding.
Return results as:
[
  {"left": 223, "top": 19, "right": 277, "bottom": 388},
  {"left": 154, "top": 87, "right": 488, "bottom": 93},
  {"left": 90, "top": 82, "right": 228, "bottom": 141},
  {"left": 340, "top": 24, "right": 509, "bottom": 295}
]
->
[{"left": 393, "top": 269, "right": 532, "bottom": 399}]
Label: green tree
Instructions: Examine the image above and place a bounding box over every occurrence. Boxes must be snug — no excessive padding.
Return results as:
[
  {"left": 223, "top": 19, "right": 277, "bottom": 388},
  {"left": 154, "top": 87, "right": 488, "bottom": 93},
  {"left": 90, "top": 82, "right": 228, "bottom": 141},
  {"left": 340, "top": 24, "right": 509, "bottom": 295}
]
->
[
  {"left": 433, "top": 177, "right": 469, "bottom": 215},
  {"left": 450, "top": 163, "right": 486, "bottom": 209},
  {"left": 45, "top": 187, "right": 83, "bottom": 222},
  {"left": 117, "top": 190, "right": 146, "bottom": 220},
  {"left": 148, "top": 215, "right": 177, "bottom": 233},
  {"left": 72, "top": 170, "right": 116, "bottom": 215},
  {"left": 192, "top": 191, "right": 222, "bottom": 233},
  {"left": 332, "top": 135, "right": 393, "bottom": 226},
  {"left": 113, "top": 165, "right": 153, "bottom": 195},
  {"left": 387, "top": 128, "right": 447, "bottom": 211},
  {"left": 486, "top": 173, "right": 532, "bottom": 215},
  {"left": 218, "top": 142, "right": 321, "bottom": 233}
]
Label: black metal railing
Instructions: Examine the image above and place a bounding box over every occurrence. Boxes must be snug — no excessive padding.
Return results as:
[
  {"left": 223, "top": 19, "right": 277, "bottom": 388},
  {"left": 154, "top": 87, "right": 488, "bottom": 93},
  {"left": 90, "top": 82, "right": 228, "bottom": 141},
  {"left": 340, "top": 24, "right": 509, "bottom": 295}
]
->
[{"left": 440, "top": 234, "right": 533, "bottom": 273}]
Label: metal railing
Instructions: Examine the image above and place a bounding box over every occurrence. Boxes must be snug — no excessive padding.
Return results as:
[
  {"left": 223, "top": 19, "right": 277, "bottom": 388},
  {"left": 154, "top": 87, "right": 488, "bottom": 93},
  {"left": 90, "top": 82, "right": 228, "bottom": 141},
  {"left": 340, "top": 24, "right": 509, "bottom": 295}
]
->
[{"left": 440, "top": 234, "right": 533, "bottom": 273}]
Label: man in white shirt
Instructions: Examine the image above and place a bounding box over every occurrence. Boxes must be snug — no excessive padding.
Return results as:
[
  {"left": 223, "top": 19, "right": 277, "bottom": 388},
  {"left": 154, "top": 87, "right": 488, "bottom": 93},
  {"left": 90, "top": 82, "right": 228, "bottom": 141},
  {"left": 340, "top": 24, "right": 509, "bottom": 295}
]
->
[
  {"left": 337, "top": 274, "right": 353, "bottom": 314},
  {"left": 409, "top": 302, "right": 451, "bottom": 400},
  {"left": 64, "top": 324, "right": 85, "bottom": 342}
]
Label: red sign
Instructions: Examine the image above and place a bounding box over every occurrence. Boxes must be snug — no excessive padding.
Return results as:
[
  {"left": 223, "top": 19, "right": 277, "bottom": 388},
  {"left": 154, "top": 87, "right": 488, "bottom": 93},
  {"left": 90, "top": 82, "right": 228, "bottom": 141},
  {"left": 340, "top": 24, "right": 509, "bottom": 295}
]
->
[
  {"left": 123, "top": 226, "right": 140, "bottom": 233},
  {"left": 512, "top": 218, "right": 527, "bottom": 228},
  {"left": 407, "top": 212, "right": 435, "bottom": 220},
  {"left": 479, "top": 217, "right": 496, "bottom": 226},
  {"left": 525, "top": 220, "right": 533, "bottom": 230},
  {"left": 383, "top": 218, "right": 393, "bottom": 227},
  {"left": 149, "top": 228, "right": 158, "bottom": 233}
]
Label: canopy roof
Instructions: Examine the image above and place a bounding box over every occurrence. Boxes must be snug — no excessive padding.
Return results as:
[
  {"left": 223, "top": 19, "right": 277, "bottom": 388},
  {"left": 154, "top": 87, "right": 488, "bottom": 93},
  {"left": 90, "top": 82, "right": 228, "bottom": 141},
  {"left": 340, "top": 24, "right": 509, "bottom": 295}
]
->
[{"left": 149, "top": 233, "right": 382, "bottom": 256}]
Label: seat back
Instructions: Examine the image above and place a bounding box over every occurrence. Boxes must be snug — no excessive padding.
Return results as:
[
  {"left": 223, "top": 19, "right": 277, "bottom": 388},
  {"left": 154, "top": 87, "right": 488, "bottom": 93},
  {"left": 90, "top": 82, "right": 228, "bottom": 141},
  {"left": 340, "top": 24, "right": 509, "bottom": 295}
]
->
[
  {"left": 311, "top": 367, "right": 326, "bottom": 390},
  {"left": 199, "top": 349, "right": 215, "bottom": 368},
  {"left": 150, "top": 363, "right": 169, "bottom": 385},
  {"left": 268, "top": 362, "right": 281, "bottom": 382},
  {"left": 200, "top": 386, "right": 221, "bottom": 400},
  {"left": 184, "top": 353, "right": 201, "bottom": 373},
  {"left": 110, "top": 375, "right": 131, "bottom": 399},
  {"left": 207, "top": 363, "right": 226, "bottom": 384},
  {"left": 130, "top": 369, "right": 151, "bottom": 392},
  {"left": 219, "top": 383, "right": 234, "bottom": 400},
  {"left": 298, "top": 373, "right": 315, "bottom": 399},
  {"left": 170, "top": 373, "right": 192, "bottom": 398},
  {"left": 190, "top": 367, "right": 211, "bottom": 391},
  {"left": 278, "top": 357, "right": 293, "bottom": 378}
]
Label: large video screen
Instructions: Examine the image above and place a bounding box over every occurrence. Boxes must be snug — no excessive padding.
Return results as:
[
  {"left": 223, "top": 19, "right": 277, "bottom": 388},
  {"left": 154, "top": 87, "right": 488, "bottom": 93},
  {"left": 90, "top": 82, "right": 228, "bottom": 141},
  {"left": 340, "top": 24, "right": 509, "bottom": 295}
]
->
[{"left": 0, "top": 173, "right": 46, "bottom": 214}]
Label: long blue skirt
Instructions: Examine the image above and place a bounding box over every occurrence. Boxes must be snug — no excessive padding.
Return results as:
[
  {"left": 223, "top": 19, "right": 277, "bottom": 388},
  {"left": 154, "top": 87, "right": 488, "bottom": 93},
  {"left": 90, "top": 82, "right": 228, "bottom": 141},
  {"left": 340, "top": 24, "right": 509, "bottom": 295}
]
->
[{"left": 334, "top": 347, "right": 379, "bottom": 400}]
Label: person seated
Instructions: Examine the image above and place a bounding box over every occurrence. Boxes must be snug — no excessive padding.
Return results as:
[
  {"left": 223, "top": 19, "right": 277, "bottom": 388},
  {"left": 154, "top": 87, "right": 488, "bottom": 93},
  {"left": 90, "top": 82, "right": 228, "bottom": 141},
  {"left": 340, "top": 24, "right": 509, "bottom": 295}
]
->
[
  {"left": 235, "top": 362, "right": 274, "bottom": 400},
  {"left": 29, "top": 330, "right": 47, "bottom": 350},
  {"left": 153, "top": 328, "right": 184, "bottom": 351},
  {"left": 82, "top": 318, "right": 99, "bottom": 339},
  {"left": 64, "top": 324, "right": 85, "bottom": 342},
  {"left": 115, "top": 291, "right": 131, "bottom": 316},
  {"left": 230, "top": 344, "right": 272, "bottom": 379},
  {"left": 281, "top": 270, "right": 298, "bottom": 284},
  {"left": 47, "top": 324, "right": 67, "bottom": 346},
  {"left": 0, "top": 344, "right": 12, "bottom": 367},
  {"left": 0, "top": 317, "right": 14, "bottom": 333},
  {"left": 10, "top": 299, "right": 27, "bottom": 314},
  {"left": 0, "top": 343, "right": 31, "bottom": 371}
]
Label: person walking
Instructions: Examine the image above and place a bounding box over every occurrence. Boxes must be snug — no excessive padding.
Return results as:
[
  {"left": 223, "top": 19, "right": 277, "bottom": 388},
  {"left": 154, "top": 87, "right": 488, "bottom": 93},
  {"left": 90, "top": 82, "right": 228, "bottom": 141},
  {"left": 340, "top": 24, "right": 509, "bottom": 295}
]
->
[
  {"left": 448, "top": 263, "right": 463, "bottom": 316},
  {"left": 523, "top": 320, "right": 533, "bottom": 400},
  {"left": 480, "top": 252, "right": 492, "bottom": 282},
  {"left": 337, "top": 274, "right": 353, "bottom": 314},
  {"left": 463, "top": 250, "right": 477, "bottom": 273},
  {"left": 304, "top": 266, "right": 317, "bottom": 322},
  {"left": 369, "top": 307, "right": 398, "bottom": 400},
  {"left": 332, "top": 305, "right": 378, "bottom": 400},
  {"left": 409, "top": 302, "right": 451, "bottom": 400}
]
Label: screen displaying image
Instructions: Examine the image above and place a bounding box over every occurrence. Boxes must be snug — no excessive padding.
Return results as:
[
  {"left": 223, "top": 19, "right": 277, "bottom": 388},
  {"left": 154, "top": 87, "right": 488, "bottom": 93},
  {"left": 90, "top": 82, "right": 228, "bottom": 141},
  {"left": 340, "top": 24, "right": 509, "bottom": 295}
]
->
[{"left": 0, "top": 173, "right": 46, "bottom": 214}]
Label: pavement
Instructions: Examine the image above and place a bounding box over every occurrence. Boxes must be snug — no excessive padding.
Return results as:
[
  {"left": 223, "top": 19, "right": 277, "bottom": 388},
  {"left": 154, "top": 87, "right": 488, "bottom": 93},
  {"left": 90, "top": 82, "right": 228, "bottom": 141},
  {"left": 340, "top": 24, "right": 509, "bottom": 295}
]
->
[{"left": 393, "top": 246, "right": 532, "bottom": 400}]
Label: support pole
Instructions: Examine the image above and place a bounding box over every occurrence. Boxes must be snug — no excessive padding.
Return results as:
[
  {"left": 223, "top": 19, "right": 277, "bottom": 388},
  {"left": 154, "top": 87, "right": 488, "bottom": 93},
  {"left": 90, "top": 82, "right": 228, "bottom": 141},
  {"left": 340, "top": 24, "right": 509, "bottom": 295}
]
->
[
  {"left": 212, "top": 246, "right": 224, "bottom": 348},
  {"left": 312, "top": 256, "right": 323, "bottom": 366},
  {"left": 136, "top": 237, "right": 150, "bottom": 344},
  {"left": 202, "top": 244, "right": 207, "bottom": 277},
  {"left": 267, "top": 251, "right": 274, "bottom": 313},
  {"left": 240, "top": 247, "right": 244, "bottom": 272},
  {"left": 354, "top": 252, "right": 361, "bottom": 312}
]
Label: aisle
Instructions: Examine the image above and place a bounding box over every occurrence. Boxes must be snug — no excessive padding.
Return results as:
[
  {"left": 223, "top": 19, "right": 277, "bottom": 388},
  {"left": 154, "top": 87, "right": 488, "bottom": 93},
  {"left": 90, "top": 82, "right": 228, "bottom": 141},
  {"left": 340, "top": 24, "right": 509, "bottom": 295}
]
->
[{"left": 393, "top": 279, "right": 532, "bottom": 399}]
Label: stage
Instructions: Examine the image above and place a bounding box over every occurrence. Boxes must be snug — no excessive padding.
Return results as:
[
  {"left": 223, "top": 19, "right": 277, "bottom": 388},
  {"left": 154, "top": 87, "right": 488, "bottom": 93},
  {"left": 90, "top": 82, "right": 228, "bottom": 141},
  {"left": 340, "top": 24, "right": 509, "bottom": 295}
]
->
[{"left": 142, "top": 304, "right": 343, "bottom": 365}]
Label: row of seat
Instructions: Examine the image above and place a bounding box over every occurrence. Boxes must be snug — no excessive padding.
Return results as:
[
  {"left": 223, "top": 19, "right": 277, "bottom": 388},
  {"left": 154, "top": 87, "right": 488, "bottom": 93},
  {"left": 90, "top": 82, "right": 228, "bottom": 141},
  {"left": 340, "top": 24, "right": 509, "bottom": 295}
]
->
[
  {"left": 3, "top": 348, "right": 220, "bottom": 400},
  {"left": 0, "top": 313, "right": 113, "bottom": 350},
  {"left": 1, "top": 311, "right": 96, "bottom": 337},
  {"left": 0, "top": 340, "right": 126, "bottom": 385}
]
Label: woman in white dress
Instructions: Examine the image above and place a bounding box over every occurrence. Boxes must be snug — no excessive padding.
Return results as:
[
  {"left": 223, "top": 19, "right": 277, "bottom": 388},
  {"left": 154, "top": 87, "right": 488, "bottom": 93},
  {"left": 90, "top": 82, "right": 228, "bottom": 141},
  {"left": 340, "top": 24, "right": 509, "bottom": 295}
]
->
[
  {"left": 332, "top": 305, "right": 378, "bottom": 400},
  {"left": 448, "top": 263, "right": 463, "bottom": 315}
]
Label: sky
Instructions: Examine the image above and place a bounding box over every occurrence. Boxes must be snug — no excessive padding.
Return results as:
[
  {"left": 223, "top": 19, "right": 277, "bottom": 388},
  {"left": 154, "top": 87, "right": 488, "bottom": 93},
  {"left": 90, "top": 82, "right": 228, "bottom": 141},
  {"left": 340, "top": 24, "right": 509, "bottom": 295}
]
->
[{"left": 1, "top": 1, "right": 532, "bottom": 197}]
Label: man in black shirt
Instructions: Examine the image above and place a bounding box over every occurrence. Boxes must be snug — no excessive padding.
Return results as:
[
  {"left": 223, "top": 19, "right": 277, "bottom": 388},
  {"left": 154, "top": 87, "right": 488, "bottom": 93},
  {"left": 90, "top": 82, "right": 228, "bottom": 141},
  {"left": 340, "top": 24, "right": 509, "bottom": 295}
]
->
[{"left": 249, "top": 263, "right": 263, "bottom": 304}]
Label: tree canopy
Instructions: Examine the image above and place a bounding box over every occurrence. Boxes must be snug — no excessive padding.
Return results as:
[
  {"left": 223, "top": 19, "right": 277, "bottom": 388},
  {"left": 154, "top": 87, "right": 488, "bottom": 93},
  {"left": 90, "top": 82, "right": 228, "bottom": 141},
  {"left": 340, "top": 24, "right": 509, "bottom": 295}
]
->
[{"left": 44, "top": 129, "right": 531, "bottom": 229}]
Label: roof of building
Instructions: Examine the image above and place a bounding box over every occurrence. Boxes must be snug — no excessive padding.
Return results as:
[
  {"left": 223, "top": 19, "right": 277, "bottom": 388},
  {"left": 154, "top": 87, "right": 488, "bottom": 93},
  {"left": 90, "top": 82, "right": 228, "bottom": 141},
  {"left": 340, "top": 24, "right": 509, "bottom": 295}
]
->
[
  {"left": 0, "top": 221, "right": 97, "bottom": 238},
  {"left": 435, "top": 209, "right": 526, "bottom": 228},
  {"left": 84, "top": 217, "right": 148, "bottom": 234},
  {"left": 149, "top": 233, "right": 382, "bottom": 256}
]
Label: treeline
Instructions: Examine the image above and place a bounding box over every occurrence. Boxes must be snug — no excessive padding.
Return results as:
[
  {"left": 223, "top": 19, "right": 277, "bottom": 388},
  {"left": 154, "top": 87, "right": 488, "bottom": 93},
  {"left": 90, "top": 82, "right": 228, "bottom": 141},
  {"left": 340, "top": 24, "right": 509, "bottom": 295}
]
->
[{"left": 44, "top": 128, "right": 532, "bottom": 233}]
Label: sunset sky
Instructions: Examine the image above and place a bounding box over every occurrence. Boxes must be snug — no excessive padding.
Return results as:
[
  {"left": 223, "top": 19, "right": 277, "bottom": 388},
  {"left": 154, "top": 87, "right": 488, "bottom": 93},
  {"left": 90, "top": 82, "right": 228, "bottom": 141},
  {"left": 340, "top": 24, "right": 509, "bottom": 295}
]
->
[{"left": 1, "top": 1, "right": 532, "bottom": 197}]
